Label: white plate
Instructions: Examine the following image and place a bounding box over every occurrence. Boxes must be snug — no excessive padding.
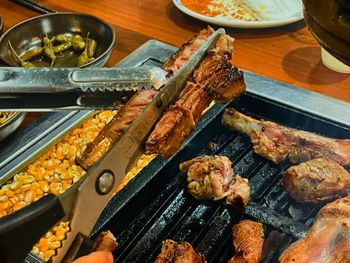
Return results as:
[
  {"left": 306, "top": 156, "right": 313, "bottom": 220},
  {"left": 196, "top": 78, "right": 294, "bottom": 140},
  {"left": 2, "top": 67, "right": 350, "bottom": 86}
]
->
[{"left": 173, "top": 0, "right": 304, "bottom": 28}]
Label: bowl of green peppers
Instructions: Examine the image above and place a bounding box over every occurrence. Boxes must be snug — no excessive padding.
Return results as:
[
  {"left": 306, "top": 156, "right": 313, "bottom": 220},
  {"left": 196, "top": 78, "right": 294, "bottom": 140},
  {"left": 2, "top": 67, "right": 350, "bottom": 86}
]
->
[{"left": 0, "top": 12, "right": 115, "bottom": 68}]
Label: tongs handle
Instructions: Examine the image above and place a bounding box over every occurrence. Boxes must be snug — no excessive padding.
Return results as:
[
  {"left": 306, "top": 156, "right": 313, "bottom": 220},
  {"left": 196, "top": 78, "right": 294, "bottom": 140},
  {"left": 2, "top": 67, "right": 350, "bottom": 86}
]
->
[{"left": 0, "top": 194, "right": 64, "bottom": 263}]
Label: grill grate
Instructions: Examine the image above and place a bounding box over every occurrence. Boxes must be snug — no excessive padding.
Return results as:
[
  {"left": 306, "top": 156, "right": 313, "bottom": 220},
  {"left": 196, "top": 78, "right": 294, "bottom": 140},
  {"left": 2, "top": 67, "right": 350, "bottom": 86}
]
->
[{"left": 93, "top": 91, "right": 350, "bottom": 262}]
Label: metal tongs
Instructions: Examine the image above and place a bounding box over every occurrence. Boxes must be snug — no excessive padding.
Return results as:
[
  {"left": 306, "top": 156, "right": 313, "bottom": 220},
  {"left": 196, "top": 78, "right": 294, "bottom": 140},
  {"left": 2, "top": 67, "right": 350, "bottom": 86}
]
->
[
  {"left": 0, "top": 66, "right": 168, "bottom": 111},
  {"left": 0, "top": 28, "right": 225, "bottom": 263}
]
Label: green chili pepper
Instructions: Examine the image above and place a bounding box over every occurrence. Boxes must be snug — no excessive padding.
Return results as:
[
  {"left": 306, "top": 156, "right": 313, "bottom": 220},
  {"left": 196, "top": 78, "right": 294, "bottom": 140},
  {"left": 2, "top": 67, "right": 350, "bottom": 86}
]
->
[
  {"left": 71, "top": 35, "right": 86, "bottom": 51},
  {"left": 53, "top": 42, "right": 72, "bottom": 53},
  {"left": 56, "top": 34, "right": 72, "bottom": 43},
  {"left": 43, "top": 36, "right": 56, "bottom": 67},
  {"left": 77, "top": 33, "right": 90, "bottom": 67},
  {"left": 8, "top": 41, "right": 35, "bottom": 68},
  {"left": 86, "top": 39, "right": 97, "bottom": 58},
  {"left": 20, "top": 46, "right": 43, "bottom": 61}
]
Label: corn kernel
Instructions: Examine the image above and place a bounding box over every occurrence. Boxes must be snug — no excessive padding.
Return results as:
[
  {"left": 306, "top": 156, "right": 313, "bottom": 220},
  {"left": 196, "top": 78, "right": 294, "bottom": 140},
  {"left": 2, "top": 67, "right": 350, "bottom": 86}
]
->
[
  {"left": 0, "top": 210, "right": 7, "bottom": 217},
  {"left": 0, "top": 201, "right": 9, "bottom": 210},
  {"left": 13, "top": 201, "right": 26, "bottom": 211},
  {"left": 44, "top": 250, "right": 56, "bottom": 260},
  {"left": 0, "top": 195, "right": 8, "bottom": 202}
]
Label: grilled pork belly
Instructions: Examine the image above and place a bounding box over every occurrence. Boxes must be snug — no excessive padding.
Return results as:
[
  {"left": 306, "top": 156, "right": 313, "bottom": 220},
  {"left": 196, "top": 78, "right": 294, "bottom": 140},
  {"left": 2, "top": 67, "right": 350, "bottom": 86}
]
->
[
  {"left": 146, "top": 35, "right": 245, "bottom": 158},
  {"left": 154, "top": 239, "right": 207, "bottom": 263},
  {"left": 229, "top": 220, "right": 264, "bottom": 263},
  {"left": 282, "top": 158, "right": 350, "bottom": 203},
  {"left": 279, "top": 195, "right": 350, "bottom": 263},
  {"left": 77, "top": 89, "right": 158, "bottom": 169},
  {"left": 222, "top": 108, "right": 350, "bottom": 166},
  {"left": 180, "top": 155, "right": 250, "bottom": 207},
  {"left": 162, "top": 26, "right": 214, "bottom": 76}
]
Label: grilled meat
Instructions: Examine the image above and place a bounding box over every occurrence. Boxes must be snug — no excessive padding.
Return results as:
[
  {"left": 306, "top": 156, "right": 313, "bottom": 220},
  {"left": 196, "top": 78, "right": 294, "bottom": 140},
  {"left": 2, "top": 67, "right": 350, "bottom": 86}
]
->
[
  {"left": 282, "top": 158, "right": 350, "bottom": 203},
  {"left": 77, "top": 28, "right": 216, "bottom": 169},
  {"left": 180, "top": 155, "right": 250, "bottom": 208},
  {"left": 146, "top": 35, "right": 246, "bottom": 158},
  {"left": 180, "top": 155, "right": 234, "bottom": 201},
  {"left": 162, "top": 26, "right": 214, "bottom": 76},
  {"left": 229, "top": 220, "right": 264, "bottom": 263},
  {"left": 226, "top": 175, "right": 251, "bottom": 208},
  {"left": 92, "top": 231, "right": 118, "bottom": 253},
  {"left": 77, "top": 89, "right": 158, "bottom": 169},
  {"left": 222, "top": 108, "right": 350, "bottom": 165},
  {"left": 279, "top": 195, "right": 350, "bottom": 263},
  {"left": 155, "top": 239, "right": 207, "bottom": 263}
]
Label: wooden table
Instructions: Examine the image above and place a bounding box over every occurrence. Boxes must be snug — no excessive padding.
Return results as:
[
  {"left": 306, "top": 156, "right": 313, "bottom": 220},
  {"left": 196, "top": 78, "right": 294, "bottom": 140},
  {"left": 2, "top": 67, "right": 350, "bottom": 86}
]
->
[{"left": 1, "top": 0, "right": 349, "bottom": 126}]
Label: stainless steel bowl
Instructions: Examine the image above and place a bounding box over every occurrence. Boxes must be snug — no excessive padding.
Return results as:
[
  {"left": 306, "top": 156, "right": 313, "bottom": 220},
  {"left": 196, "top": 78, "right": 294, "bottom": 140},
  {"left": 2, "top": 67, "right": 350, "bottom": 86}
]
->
[
  {"left": 0, "top": 112, "right": 26, "bottom": 142},
  {"left": 0, "top": 12, "right": 115, "bottom": 68}
]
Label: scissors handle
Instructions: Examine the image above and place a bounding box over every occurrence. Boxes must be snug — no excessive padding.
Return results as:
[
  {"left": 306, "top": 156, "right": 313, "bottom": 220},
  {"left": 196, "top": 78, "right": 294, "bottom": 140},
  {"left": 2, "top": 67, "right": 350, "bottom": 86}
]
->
[{"left": 0, "top": 194, "right": 65, "bottom": 263}]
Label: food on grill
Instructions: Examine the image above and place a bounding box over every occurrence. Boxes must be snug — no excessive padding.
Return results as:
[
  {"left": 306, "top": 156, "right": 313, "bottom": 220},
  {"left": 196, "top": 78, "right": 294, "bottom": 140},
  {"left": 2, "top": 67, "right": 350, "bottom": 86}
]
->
[
  {"left": 146, "top": 35, "right": 245, "bottom": 158},
  {"left": 226, "top": 175, "right": 251, "bottom": 208},
  {"left": 180, "top": 155, "right": 234, "bottom": 201},
  {"left": 77, "top": 90, "right": 158, "bottom": 169},
  {"left": 282, "top": 158, "right": 350, "bottom": 203},
  {"left": 279, "top": 195, "right": 350, "bottom": 263},
  {"left": 77, "top": 28, "right": 213, "bottom": 169},
  {"left": 162, "top": 26, "right": 214, "bottom": 76},
  {"left": 155, "top": 239, "right": 207, "bottom": 263},
  {"left": 0, "top": 112, "right": 15, "bottom": 125},
  {"left": 229, "top": 220, "right": 264, "bottom": 263},
  {"left": 222, "top": 108, "right": 350, "bottom": 165},
  {"left": 92, "top": 230, "right": 117, "bottom": 252},
  {"left": 180, "top": 155, "right": 250, "bottom": 208}
]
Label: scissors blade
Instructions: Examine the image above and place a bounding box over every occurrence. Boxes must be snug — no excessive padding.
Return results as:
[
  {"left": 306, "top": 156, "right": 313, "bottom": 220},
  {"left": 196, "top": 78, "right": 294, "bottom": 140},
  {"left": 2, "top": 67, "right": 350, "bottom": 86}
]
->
[{"left": 52, "top": 28, "right": 225, "bottom": 263}]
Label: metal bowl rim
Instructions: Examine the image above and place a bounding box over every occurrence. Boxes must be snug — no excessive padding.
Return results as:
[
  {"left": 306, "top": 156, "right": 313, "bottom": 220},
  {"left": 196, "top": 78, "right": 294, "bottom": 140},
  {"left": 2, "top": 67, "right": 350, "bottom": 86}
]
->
[
  {"left": 0, "top": 112, "right": 25, "bottom": 129},
  {"left": 0, "top": 12, "right": 116, "bottom": 67}
]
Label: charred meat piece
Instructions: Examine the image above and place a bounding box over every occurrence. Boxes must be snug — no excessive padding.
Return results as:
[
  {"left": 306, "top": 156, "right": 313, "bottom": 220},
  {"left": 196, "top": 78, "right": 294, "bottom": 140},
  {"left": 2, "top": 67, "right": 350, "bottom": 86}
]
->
[
  {"left": 77, "top": 28, "right": 215, "bottom": 169},
  {"left": 154, "top": 239, "right": 207, "bottom": 263},
  {"left": 226, "top": 175, "right": 251, "bottom": 208},
  {"left": 146, "top": 35, "right": 246, "bottom": 158},
  {"left": 180, "top": 155, "right": 234, "bottom": 201},
  {"left": 229, "top": 220, "right": 264, "bottom": 263},
  {"left": 279, "top": 195, "right": 350, "bottom": 263},
  {"left": 77, "top": 89, "right": 158, "bottom": 169},
  {"left": 222, "top": 108, "right": 350, "bottom": 165},
  {"left": 180, "top": 155, "right": 251, "bottom": 208},
  {"left": 282, "top": 158, "right": 350, "bottom": 203},
  {"left": 162, "top": 26, "right": 214, "bottom": 76},
  {"left": 92, "top": 231, "right": 118, "bottom": 252},
  {"left": 145, "top": 83, "right": 211, "bottom": 158}
]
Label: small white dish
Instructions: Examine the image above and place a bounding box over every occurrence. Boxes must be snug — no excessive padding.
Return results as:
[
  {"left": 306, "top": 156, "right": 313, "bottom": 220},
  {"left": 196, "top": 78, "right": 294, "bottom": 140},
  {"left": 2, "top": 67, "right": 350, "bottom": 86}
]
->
[{"left": 173, "top": 0, "right": 303, "bottom": 28}]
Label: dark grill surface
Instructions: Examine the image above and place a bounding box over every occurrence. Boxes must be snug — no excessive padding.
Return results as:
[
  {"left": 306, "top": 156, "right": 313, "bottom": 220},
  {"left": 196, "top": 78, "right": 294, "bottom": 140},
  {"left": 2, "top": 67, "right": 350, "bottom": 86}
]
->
[{"left": 93, "top": 94, "right": 350, "bottom": 263}]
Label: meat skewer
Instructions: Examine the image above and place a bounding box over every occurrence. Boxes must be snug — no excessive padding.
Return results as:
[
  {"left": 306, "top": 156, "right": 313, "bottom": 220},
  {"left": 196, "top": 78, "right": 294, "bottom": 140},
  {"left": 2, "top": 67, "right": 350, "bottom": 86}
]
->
[
  {"left": 179, "top": 155, "right": 250, "bottom": 208},
  {"left": 279, "top": 195, "right": 350, "bottom": 263},
  {"left": 229, "top": 220, "right": 264, "bottom": 263},
  {"left": 154, "top": 239, "right": 207, "bottom": 263},
  {"left": 77, "top": 27, "right": 215, "bottom": 169},
  {"left": 146, "top": 35, "right": 246, "bottom": 159},
  {"left": 222, "top": 108, "right": 350, "bottom": 166},
  {"left": 282, "top": 157, "right": 350, "bottom": 203}
]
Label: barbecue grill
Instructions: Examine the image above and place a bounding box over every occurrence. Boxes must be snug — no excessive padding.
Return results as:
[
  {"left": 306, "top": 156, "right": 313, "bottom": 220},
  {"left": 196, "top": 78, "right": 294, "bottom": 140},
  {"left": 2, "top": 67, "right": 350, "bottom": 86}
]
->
[{"left": 0, "top": 40, "right": 349, "bottom": 263}]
